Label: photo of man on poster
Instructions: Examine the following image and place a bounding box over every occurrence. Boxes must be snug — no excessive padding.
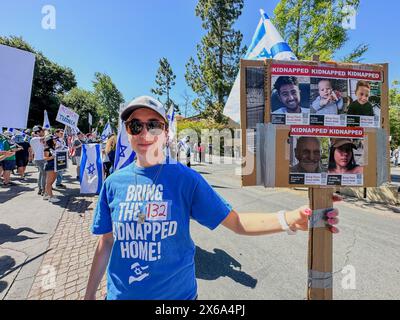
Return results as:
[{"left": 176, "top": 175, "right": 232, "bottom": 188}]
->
[
  {"left": 290, "top": 137, "right": 322, "bottom": 173},
  {"left": 272, "top": 76, "right": 310, "bottom": 114}
]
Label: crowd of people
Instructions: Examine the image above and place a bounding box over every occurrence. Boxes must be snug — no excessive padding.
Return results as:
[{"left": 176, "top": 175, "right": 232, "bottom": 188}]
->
[{"left": 0, "top": 126, "right": 117, "bottom": 202}]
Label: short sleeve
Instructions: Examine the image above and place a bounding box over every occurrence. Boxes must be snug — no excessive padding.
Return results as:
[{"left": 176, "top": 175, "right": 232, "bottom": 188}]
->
[
  {"left": 190, "top": 174, "right": 232, "bottom": 230},
  {"left": 91, "top": 181, "right": 113, "bottom": 235}
]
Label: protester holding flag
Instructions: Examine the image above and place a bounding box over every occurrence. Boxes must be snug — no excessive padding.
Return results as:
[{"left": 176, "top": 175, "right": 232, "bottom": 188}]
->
[
  {"left": 30, "top": 126, "right": 47, "bottom": 195},
  {"left": 43, "top": 134, "right": 60, "bottom": 203},
  {"left": 85, "top": 95, "right": 340, "bottom": 300}
]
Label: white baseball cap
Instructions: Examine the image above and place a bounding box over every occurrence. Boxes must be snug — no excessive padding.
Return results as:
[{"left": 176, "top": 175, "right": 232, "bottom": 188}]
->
[{"left": 120, "top": 96, "right": 167, "bottom": 122}]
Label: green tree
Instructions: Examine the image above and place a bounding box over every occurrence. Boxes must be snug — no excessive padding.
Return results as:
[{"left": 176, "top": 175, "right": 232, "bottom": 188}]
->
[
  {"left": 93, "top": 72, "right": 124, "bottom": 129},
  {"left": 151, "top": 58, "right": 178, "bottom": 113},
  {"left": 185, "top": 0, "right": 247, "bottom": 123},
  {"left": 60, "top": 88, "right": 100, "bottom": 133},
  {"left": 0, "top": 36, "right": 77, "bottom": 128},
  {"left": 272, "top": 0, "right": 368, "bottom": 62}
]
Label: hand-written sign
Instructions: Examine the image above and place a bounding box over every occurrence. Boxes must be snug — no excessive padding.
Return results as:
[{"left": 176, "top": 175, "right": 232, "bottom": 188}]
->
[{"left": 56, "top": 105, "right": 79, "bottom": 129}]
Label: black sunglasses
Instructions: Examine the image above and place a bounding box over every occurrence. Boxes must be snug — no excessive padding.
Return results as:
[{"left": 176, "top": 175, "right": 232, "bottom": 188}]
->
[{"left": 125, "top": 120, "right": 166, "bottom": 136}]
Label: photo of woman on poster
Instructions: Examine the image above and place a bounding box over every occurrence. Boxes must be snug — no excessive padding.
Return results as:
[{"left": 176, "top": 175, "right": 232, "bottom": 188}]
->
[{"left": 328, "top": 139, "right": 363, "bottom": 174}]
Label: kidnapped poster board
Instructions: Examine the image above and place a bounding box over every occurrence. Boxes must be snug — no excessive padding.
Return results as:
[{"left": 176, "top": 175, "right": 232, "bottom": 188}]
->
[
  {"left": 240, "top": 59, "right": 389, "bottom": 188},
  {"left": 55, "top": 150, "right": 68, "bottom": 172}
]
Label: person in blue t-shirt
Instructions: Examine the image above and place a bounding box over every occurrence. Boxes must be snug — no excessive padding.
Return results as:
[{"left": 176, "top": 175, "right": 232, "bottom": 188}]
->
[{"left": 84, "top": 96, "right": 340, "bottom": 300}]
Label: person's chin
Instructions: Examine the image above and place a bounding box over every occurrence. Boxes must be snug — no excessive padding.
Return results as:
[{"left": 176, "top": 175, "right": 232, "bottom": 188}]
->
[{"left": 301, "top": 164, "right": 318, "bottom": 172}]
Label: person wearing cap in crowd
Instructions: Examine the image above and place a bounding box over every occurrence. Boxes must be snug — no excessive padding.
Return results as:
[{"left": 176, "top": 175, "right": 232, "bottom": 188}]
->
[
  {"left": 15, "top": 134, "right": 31, "bottom": 181},
  {"left": 328, "top": 139, "right": 363, "bottom": 174},
  {"left": 84, "top": 95, "right": 340, "bottom": 300},
  {"left": 43, "top": 134, "right": 60, "bottom": 203},
  {"left": 290, "top": 137, "right": 322, "bottom": 173},
  {"left": 54, "top": 129, "right": 67, "bottom": 188},
  {"left": 30, "top": 125, "right": 47, "bottom": 195}
]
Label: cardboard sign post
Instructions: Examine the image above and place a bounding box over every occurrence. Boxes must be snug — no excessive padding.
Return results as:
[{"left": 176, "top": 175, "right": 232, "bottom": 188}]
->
[
  {"left": 308, "top": 188, "right": 333, "bottom": 300},
  {"left": 240, "top": 57, "right": 390, "bottom": 300}
]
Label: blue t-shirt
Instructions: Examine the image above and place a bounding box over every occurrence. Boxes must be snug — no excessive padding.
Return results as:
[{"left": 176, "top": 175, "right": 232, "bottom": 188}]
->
[{"left": 92, "top": 161, "right": 232, "bottom": 300}]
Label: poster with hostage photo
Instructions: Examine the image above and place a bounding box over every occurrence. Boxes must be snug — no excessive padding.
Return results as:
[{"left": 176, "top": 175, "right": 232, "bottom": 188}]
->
[
  {"left": 345, "top": 80, "right": 381, "bottom": 127},
  {"left": 289, "top": 136, "right": 330, "bottom": 185},
  {"left": 271, "top": 76, "right": 311, "bottom": 125},
  {"left": 310, "top": 78, "right": 349, "bottom": 113},
  {"left": 289, "top": 134, "right": 364, "bottom": 186}
]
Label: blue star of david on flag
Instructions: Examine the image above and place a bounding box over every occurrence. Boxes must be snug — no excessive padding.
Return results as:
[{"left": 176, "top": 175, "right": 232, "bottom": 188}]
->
[
  {"left": 119, "top": 144, "right": 127, "bottom": 158},
  {"left": 87, "top": 163, "right": 96, "bottom": 175}
]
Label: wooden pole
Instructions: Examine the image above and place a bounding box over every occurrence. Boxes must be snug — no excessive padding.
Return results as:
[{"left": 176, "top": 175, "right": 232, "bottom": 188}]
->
[
  {"left": 307, "top": 55, "right": 333, "bottom": 300},
  {"left": 307, "top": 188, "right": 334, "bottom": 300}
]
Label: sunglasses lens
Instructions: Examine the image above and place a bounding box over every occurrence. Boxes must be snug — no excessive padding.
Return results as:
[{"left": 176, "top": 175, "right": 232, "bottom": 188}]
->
[
  {"left": 147, "top": 121, "right": 164, "bottom": 136},
  {"left": 129, "top": 121, "right": 144, "bottom": 135}
]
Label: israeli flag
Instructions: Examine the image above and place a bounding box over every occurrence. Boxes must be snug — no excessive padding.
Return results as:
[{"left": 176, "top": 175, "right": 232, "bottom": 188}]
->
[
  {"left": 100, "top": 121, "right": 113, "bottom": 142},
  {"left": 43, "top": 110, "right": 51, "bottom": 129},
  {"left": 224, "top": 9, "right": 297, "bottom": 123},
  {"left": 114, "top": 120, "right": 136, "bottom": 171},
  {"left": 8, "top": 128, "right": 25, "bottom": 137},
  {"left": 80, "top": 144, "right": 103, "bottom": 194},
  {"left": 259, "top": 9, "right": 297, "bottom": 61},
  {"left": 166, "top": 105, "right": 177, "bottom": 160}
]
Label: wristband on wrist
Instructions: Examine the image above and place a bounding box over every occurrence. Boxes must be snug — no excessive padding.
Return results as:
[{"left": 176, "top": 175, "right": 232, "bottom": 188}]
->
[{"left": 277, "top": 210, "right": 297, "bottom": 235}]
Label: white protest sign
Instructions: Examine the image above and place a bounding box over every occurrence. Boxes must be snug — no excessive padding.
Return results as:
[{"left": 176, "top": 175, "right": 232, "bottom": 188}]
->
[
  {"left": 56, "top": 104, "right": 79, "bottom": 129},
  {"left": 0, "top": 44, "right": 35, "bottom": 128}
]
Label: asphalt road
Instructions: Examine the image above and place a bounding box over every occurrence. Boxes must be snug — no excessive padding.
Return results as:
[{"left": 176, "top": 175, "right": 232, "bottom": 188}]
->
[
  {"left": 191, "top": 159, "right": 400, "bottom": 300},
  {"left": 1, "top": 160, "right": 399, "bottom": 300}
]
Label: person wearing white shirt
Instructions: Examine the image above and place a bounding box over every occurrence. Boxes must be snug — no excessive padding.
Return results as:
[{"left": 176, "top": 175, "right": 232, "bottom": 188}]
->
[{"left": 30, "top": 126, "right": 46, "bottom": 195}]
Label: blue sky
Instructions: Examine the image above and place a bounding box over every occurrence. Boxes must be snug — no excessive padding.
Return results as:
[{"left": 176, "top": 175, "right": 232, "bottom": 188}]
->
[{"left": 0, "top": 0, "right": 398, "bottom": 115}]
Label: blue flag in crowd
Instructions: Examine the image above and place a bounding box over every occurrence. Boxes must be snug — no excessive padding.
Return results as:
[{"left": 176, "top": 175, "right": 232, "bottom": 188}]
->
[
  {"left": 80, "top": 144, "right": 103, "bottom": 194},
  {"left": 43, "top": 110, "right": 51, "bottom": 129},
  {"left": 114, "top": 120, "right": 136, "bottom": 171},
  {"left": 166, "top": 104, "right": 177, "bottom": 159},
  {"left": 224, "top": 9, "right": 297, "bottom": 123},
  {"left": 100, "top": 121, "right": 113, "bottom": 142},
  {"left": 8, "top": 128, "right": 26, "bottom": 137}
]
